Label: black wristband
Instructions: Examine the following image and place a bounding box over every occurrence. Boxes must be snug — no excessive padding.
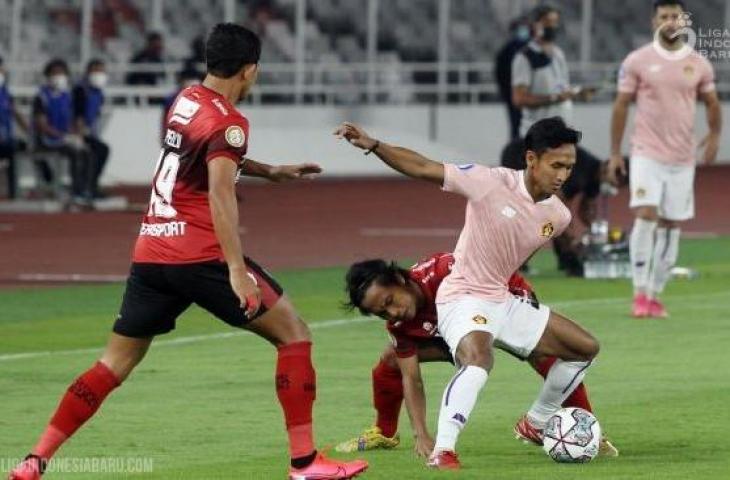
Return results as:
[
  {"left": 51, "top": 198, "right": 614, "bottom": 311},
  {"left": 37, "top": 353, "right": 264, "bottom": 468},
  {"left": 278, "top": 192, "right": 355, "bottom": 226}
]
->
[{"left": 364, "top": 140, "right": 380, "bottom": 155}]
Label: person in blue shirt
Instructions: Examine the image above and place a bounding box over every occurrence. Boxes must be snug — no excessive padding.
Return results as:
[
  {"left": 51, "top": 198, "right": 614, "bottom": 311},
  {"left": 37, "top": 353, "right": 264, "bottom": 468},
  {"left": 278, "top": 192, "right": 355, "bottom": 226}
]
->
[
  {"left": 0, "top": 57, "right": 30, "bottom": 199},
  {"left": 73, "top": 59, "right": 109, "bottom": 198},
  {"left": 32, "top": 58, "right": 91, "bottom": 203}
]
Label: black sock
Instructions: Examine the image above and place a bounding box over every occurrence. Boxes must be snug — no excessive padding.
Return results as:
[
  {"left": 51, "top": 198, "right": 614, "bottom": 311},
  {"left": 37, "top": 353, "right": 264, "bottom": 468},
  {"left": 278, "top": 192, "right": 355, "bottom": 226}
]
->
[{"left": 290, "top": 450, "right": 318, "bottom": 469}]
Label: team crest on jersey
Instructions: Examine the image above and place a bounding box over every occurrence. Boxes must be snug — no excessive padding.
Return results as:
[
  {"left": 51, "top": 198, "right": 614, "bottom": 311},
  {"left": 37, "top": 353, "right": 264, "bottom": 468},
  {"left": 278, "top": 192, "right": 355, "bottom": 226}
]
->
[
  {"left": 540, "top": 222, "right": 555, "bottom": 238},
  {"left": 225, "top": 125, "right": 246, "bottom": 148},
  {"left": 472, "top": 315, "right": 488, "bottom": 325},
  {"left": 458, "top": 163, "right": 475, "bottom": 171},
  {"left": 683, "top": 65, "right": 695, "bottom": 78},
  {"left": 422, "top": 322, "right": 436, "bottom": 333},
  {"left": 635, "top": 187, "right": 646, "bottom": 199}
]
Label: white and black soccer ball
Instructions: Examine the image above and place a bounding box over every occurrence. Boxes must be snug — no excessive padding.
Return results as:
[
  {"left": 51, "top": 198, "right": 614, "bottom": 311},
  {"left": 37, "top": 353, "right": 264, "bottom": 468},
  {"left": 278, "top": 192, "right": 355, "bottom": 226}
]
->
[{"left": 543, "top": 407, "right": 601, "bottom": 463}]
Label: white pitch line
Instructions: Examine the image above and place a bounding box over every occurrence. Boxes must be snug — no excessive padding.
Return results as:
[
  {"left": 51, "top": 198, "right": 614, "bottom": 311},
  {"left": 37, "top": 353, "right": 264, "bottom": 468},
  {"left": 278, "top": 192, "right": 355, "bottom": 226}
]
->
[
  {"left": 16, "top": 273, "right": 128, "bottom": 283},
  {"left": 0, "top": 317, "right": 373, "bottom": 362},
  {"left": 360, "top": 227, "right": 459, "bottom": 237},
  {"left": 0, "top": 290, "right": 727, "bottom": 363}
]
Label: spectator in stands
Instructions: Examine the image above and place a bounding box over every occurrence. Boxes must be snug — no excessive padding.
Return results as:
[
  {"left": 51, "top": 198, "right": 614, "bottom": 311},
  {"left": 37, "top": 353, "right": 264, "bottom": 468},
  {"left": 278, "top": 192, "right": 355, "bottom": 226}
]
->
[
  {"left": 73, "top": 59, "right": 110, "bottom": 199},
  {"left": 33, "top": 58, "right": 91, "bottom": 203},
  {"left": 161, "top": 68, "right": 203, "bottom": 138},
  {"left": 126, "top": 32, "right": 165, "bottom": 85},
  {"left": 511, "top": 4, "right": 594, "bottom": 136},
  {"left": 0, "top": 57, "right": 30, "bottom": 199},
  {"left": 494, "top": 16, "right": 531, "bottom": 141}
]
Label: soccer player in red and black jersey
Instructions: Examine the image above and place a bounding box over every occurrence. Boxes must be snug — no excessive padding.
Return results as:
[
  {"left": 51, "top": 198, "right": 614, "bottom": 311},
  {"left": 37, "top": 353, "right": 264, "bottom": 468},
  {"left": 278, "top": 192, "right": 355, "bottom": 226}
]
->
[
  {"left": 9, "top": 24, "right": 367, "bottom": 480},
  {"left": 334, "top": 253, "right": 617, "bottom": 458}
]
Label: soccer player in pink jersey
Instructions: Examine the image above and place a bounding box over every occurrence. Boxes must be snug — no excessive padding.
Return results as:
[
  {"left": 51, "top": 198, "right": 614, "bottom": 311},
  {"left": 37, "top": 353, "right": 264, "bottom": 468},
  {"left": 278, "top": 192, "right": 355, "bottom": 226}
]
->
[
  {"left": 335, "top": 117, "right": 600, "bottom": 469},
  {"left": 608, "top": 0, "right": 722, "bottom": 318}
]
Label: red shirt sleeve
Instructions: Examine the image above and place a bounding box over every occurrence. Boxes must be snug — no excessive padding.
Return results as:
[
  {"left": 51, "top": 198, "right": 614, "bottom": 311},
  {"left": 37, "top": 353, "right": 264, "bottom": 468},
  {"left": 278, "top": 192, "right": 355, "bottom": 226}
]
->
[
  {"left": 390, "top": 331, "right": 418, "bottom": 359},
  {"left": 205, "top": 119, "right": 249, "bottom": 164}
]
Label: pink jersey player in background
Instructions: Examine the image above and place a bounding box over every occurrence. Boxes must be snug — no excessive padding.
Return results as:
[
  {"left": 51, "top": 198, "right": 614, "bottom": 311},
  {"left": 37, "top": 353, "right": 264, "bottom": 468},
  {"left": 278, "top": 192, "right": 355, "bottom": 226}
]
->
[
  {"left": 335, "top": 116, "right": 601, "bottom": 470},
  {"left": 608, "top": 0, "right": 722, "bottom": 318}
]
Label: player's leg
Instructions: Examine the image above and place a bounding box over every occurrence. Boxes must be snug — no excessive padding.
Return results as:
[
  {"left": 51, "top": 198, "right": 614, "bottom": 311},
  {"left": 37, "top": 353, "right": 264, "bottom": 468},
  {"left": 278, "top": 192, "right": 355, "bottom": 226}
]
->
[
  {"left": 183, "top": 259, "right": 367, "bottom": 478},
  {"left": 646, "top": 164, "right": 693, "bottom": 317},
  {"left": 628, "top": 156, "right": 663, "bottom": 317},
  {"left": 519, "top": 310, "right": 599, "bottom": 437},
  {"left": 335, "top": 344, "right": 402, "bottom": 453},
  {"left": 529, "top": 356, "right": 592, "bottom": 412},
  {"left": 429, "top": 297, "right": 498, "bottom": 469},
  {"left": 336, "top": 339, "right": 454, "bottom": 453},
  {"left": 9, "top": 264, "right": 186, "bottom": 480}
]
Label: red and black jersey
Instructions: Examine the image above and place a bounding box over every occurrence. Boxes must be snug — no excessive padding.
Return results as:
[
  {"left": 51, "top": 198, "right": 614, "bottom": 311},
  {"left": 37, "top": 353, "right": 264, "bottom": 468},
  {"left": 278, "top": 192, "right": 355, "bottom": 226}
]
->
[
  {"left": 133, "top": 84, "right": 249, "bottom": 264},
  {"left": 387, "top": 252, "right": 534, "bottom": 358}
]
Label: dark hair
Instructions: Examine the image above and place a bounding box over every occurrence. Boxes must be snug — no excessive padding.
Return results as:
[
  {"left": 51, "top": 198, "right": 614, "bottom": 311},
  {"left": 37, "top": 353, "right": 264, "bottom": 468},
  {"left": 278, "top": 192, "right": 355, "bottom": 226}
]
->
[
  {"left": 654, "top": 0, "right": 685, "bottom": 12},
  {"left": 86, "top": 58, "right": 104, "bottom": 73},
  {"left": 524, "top": 116, "right": 581, "bottom": 157},
  {"left": 344, "top": 259, "right": 411, "bottom": 315},
  {"left": 43, "top": 58, "right": 69, "bottom": 76},
  {"left": 531, "top": 3, "right": 559, "bottom": 23},
  {"left": 146, "top": 32, "right": 163, "bottom": 43},
  {"left": 206, "top": 23, "right": 261, "bottom": 78}
]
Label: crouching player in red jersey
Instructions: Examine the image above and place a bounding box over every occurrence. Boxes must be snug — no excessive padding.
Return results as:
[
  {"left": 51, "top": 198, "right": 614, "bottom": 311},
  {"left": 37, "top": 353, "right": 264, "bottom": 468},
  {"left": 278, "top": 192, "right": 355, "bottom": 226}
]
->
[
  {"left": 335, "top": 253, "right": 618, "bottom": 458},
  {"left": 9, "top": 24, "right": 367, "bottom": 480}
]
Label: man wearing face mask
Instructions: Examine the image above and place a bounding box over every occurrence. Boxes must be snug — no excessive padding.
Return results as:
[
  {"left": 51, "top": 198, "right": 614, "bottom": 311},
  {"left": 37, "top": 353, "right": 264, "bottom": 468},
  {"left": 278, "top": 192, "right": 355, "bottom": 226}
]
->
[
  {"left": 72, "top": 59, "right": 110, "bottom": 199},
  {"left": 511, "top": 4, "right": 592, "bottom": 136},
  {"left": 0, "top": 57, "right": 30, "bottom": 199},
  {"left": 32, "top": 58, "right": 91, "bottom": 203}
]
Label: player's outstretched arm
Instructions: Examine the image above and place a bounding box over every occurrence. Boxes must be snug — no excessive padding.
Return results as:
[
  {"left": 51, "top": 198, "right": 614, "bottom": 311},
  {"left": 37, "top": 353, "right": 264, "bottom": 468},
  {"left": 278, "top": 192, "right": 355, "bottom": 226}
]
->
[
  {"left": 396, "top": 354, "right": 435, "bottom": 457},
  {"left": 208, "top": 157, "right": 261, "bottom": 317},
  {"left": 334, "top": 122, "right": 444, "bottom": 185},
  {"left": 240, "top": 157, "right": 323, "bottom": 182}
]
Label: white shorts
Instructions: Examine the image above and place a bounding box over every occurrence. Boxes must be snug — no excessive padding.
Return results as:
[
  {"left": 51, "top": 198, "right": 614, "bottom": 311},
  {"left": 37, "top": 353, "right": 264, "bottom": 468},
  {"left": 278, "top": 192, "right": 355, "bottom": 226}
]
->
[
  {"left": 629, "top": 155, "right": 695, "bottom": 221},
  {"left": 436, "top": 295, "right": 550, "bottom": 361}
]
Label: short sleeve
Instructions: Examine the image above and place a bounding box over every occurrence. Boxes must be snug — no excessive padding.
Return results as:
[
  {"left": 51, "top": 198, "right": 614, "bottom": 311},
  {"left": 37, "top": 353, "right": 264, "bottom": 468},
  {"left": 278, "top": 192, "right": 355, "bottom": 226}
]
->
[
  {"left": 442, "top": 163, "right": 497, "bottom": 201},
  {"left": 698, "top": 58, "right": 716, "bottom": 94},
  {"left": 511, "top": 52, "right": 531, "bottom": 88},
  {"left": 390, "top": 332, "right": 417, "bottom": 359},
  {"left": 205, "top": 120, "right": 249, "bottom": 164},
  {"left": 617, "top": 54, "right": 639, "bottom": 94}
]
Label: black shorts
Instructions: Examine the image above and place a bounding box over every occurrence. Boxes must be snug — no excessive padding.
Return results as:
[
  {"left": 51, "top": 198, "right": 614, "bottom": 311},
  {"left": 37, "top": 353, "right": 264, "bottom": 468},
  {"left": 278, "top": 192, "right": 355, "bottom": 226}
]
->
[{"left": 113, "top": 256, "right": 284, "bottom": 338}]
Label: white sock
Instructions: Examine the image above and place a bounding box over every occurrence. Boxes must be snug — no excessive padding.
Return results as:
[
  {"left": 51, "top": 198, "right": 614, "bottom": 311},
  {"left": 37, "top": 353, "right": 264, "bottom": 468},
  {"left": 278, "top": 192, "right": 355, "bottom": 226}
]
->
[
  {"left": 630, "top": 218, "right": 657, "bottom": 294},
  {"left": 649, "top": 227, "right": 680, "bottom": 297},
  {"left": 527, "top": 360, "right": 591, "bottom": 428},
  {"left": 433, "top": 366, "right": 488, "bottom": 453}
]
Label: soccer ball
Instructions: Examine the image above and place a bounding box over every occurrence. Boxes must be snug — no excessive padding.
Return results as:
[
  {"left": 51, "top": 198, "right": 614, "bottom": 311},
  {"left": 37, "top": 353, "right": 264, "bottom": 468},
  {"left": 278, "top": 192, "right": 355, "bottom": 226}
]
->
[{"left": 542, "top": 407, "right": 601, "bottom": 463}]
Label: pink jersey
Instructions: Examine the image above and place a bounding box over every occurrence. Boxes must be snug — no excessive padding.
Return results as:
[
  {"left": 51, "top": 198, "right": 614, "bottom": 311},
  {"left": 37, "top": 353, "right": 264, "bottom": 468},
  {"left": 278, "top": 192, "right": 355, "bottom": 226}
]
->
[
  {"left": 437, "top": 164, "right": 571, "bottom": 303},
  {"left": 618, "top": 43, "right": 715, "bottom": 166}
]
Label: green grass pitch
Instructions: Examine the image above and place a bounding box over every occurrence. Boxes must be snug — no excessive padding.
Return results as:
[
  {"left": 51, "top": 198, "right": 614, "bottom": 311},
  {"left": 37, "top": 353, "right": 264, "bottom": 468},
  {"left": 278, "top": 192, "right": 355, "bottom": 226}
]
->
[{"left": 1, "top": 237, "right": 729, "bottom": 479}]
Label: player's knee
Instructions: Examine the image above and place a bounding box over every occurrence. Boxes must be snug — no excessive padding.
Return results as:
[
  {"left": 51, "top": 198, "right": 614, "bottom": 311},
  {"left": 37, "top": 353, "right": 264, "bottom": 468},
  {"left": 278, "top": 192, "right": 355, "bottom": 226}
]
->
[
  {"left": 455, "top": 332, "right": 493, "bottom": 370},
  {"left": 634, "top": 207, "right": 658, "bottom": 221},
  {"left": 286, "top": 318, "right": 311, "bottom": 343},
  {"left": 582, "top": 335, "right": 600, "bottom": 360},
  {"left": 379, "top": 344, "right": 398, "bottom": 369}
]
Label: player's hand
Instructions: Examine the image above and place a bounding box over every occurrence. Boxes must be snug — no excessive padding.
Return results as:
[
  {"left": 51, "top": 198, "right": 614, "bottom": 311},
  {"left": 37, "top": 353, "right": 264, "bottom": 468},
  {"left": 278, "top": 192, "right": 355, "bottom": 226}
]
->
[
  {"left": 699, "top": 132, "right": 720, "bottom": 165},
  {"left": 413, "top": 434, "right": 435, "bottom": 458},
  {"left": 606, "top": 153, "right": 626, "bottom": 186},
  {"left": 229, "top": 267, "right": 261, "bottom": 318},
  {"left": 269, "top": 163, "right": 323, "bottom": 182},
  {"left": 333, "top": 122, "right": 378, "bottom": 151}
]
